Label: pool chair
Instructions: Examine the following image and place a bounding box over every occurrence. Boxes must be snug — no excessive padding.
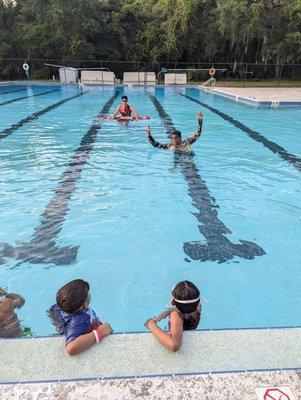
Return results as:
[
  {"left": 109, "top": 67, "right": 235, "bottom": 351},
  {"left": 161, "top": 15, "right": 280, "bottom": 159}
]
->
[
  {"left": 80, "top": 70, "right": 116, "bottom": 85},
  {"left": 123, "top": 72, "right": 156, "bottom": 85},
  {"left": 164, "top": 73, "right": 187, "bottom": 85}
]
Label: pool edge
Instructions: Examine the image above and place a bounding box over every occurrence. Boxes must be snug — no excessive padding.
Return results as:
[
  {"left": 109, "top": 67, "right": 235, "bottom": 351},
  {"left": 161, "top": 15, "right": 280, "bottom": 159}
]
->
[{"left": 0, "top": 327, "right": 300, "bottom": 384}]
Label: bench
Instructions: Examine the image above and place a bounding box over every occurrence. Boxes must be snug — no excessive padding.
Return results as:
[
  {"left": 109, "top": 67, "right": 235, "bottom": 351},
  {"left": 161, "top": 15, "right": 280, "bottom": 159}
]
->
[
  {"left": 123, "top": 72, "right": 156, "bottom": 85},
  {"left": 80, "top": 70, "right": 115, "bottom": 84},
  {"left": 164, "top": 73, "right": 187, "bottom": 85}
]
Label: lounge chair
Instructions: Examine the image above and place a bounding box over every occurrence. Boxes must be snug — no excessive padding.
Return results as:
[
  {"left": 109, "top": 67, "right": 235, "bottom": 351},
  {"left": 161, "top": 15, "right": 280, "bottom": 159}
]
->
[
  {"left": 80, "top": 70, "right": 115, "bottom": 84},
  {"left": 164, "top": 73, "right": 187, "bottom": 85},
  {"left": 123, "top": 72, "right": 156, "bottom": 85}
]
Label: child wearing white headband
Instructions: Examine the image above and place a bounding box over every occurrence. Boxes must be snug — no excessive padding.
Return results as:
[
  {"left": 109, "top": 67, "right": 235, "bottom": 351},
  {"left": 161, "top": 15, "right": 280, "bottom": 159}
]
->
[{"left": 145, "top": 280, "right": 201, "bottom": 352}]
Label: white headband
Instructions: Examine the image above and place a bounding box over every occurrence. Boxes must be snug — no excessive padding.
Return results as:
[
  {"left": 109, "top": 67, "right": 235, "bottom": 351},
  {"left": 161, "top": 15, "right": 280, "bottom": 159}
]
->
[{"left": 172, "top": 296, "right": 200, "bottom": 304}]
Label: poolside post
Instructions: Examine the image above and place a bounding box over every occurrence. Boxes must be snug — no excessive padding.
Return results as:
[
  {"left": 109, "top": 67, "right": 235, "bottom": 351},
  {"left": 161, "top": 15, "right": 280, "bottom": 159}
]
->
[
  {"left": 243, "top": 63, "right": 248, "bottom": 87},
  {"left": 22, "top": 61, "right": 30, "bottom": 81}
]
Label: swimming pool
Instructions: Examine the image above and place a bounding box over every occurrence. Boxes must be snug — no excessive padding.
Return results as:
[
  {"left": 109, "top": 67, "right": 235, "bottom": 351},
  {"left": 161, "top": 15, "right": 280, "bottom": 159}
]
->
[{"left": 0, "top": 83, "right": 300, "bottom": 336}]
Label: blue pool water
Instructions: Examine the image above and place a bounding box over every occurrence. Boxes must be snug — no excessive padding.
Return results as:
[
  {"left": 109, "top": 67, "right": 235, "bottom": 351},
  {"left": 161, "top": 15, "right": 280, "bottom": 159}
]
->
[{"left": 0, "top": 83, "right": 300, "bottom": 336}]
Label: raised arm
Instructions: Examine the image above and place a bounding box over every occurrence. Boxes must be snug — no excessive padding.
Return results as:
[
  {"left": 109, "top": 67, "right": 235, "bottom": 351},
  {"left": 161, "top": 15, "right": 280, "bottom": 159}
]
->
[
  {"left": 185, "top": 112, "right": 203, "bottom": 145},
  {"left": 146, "top": 126, "right": 169, "bottom": 149}
]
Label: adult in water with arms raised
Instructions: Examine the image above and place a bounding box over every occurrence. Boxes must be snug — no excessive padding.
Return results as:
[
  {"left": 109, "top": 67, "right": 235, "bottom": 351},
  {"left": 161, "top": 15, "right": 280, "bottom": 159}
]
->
[{"left": 146, "top": 112, "right": 203, "bottom": 153}]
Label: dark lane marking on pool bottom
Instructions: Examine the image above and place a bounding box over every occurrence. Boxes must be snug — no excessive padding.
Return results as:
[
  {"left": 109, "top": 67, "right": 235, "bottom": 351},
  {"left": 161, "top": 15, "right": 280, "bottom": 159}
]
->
[
  {"left": 0, "top": 88, "right": 60, "bottom": 107},
  {"left": 0, "top": 91, "right": 84, "bottom": 140},
  {"left": 148, "top": 93, "right": 265, "bottom": 263},
  {"left": 180, "top": 93, "right": 301, "bottom": 172},
  {"left": 0, "top": 92, "right": 119, "bottom": 266},
  {"left": 0, "top": 87, "right": 28, "bottom": 96}
]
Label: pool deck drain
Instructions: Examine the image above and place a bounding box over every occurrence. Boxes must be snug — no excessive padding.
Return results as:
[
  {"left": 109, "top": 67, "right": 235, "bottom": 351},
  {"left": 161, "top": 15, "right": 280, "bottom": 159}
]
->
[{"left": 203, "top": 87, "right": 301, "bottom": 107}]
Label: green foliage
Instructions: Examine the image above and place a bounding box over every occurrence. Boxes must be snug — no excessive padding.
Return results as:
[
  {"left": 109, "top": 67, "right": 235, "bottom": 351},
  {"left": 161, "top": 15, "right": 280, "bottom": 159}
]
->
[
  {"left": 0, "top": 0, "right": 300, "bottom": 68},
  {"left": 21, "top": 326, "right": 34, "bottom": 337}
]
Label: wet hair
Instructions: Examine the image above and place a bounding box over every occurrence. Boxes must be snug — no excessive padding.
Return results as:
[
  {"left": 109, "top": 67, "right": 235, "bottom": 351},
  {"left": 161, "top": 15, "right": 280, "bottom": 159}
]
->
[
  {"left": 121, "top": 95, "right": 128, "bottom": 101},
  {"left": 171, "top": 130, "right": 181, "bottom": 139},
  {"left": 56, "top": 279, "right": 89, "bottom": 314},
  {"left": 172, "top": 281, "right": 200, "bottom": 314}
]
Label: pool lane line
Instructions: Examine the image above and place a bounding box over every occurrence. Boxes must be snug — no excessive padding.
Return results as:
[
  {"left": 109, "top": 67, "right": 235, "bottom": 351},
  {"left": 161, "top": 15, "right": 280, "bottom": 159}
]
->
[
  {"left": 0, "top": 87, "right": 28, "bottom": 96},
  {"left": 180, "top": 93, "right": 301, "bottom": 172},
  {"left": 0, "top": 92, "right": 119, "bottom": 266},
  {"left": 0, "top": 91, "right": 84, "bottom": 140},
  {"left": 147, "top": 93, "right": 265, "bottom": 263},
  {"left": 0, "top": 88, "right": 60, "bottom": 107}
]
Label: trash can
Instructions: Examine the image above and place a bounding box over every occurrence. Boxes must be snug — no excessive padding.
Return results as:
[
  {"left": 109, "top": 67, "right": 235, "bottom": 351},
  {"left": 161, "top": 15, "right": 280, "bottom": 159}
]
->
[{"left": 59, "top": 67, "right": 78, "bottom": 84}]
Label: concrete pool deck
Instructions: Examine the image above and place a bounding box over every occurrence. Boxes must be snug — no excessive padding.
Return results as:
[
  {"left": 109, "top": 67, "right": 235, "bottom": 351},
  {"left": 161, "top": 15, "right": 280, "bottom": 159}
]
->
[
  {"left": 0, "top": 327, "right": 300, "bottom": 398},
  {"left": 205, "top": 87, "right": 301, "bottom": 108},
  {"left": 1, "top": 370, "right": 300, "bottom": 399}
]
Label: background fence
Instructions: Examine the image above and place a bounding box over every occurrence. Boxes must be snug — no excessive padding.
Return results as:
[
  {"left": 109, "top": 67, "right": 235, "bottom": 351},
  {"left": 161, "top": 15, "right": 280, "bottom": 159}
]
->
[{"left": 1, "top": 58, "right": 301, "bottom": 87}]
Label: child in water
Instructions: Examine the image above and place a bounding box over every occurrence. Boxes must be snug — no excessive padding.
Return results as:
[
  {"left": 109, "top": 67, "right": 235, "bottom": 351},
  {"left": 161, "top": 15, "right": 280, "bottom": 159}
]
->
[
  {"left": 48, "top": 279, "right": 112, "bottom": 356},
  {"left": 112, "top": 95, "right": 139, "bottom": 118},
  {"left": 0, "top": 287, "right": 25, "bottom": 338},
  {"left": 145, "top": 281, "right": 201, "bottom": 352}
]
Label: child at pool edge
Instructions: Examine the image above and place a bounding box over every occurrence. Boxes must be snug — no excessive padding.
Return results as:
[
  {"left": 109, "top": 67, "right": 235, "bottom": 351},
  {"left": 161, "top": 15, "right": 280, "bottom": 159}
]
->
[
  {"left": 48, "top": 279, "right": 112, "bottom": 356},
  {"left": 145, "top": 281, "right": 201, "bottom": 352},
  {"left": 0, "top": 287, "right": 25, "bottom": 338}
]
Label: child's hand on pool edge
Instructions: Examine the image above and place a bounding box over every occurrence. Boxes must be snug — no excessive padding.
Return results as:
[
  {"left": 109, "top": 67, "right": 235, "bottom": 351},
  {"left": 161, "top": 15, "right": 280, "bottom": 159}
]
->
[
  {"left": 146, "top": 126, "right": 151, "bottom": 136},
  {"left": 98, "top": 323, "right": 113, "bottom": 337},
  {"left": 144, "top": 318, "right": 157, "bottom": 330}
]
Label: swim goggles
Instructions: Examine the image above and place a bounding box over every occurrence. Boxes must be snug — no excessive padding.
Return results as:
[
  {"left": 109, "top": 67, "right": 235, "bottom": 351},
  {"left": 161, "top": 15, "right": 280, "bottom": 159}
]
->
[{"left": 74, "top": 291, "right": 91, "bottom": 312}]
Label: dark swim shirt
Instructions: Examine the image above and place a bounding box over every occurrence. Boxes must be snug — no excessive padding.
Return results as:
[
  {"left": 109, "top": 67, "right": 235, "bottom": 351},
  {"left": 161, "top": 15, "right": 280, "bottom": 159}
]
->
[{"left": 48, "top": 303, "right": 101, "bottom": 345}]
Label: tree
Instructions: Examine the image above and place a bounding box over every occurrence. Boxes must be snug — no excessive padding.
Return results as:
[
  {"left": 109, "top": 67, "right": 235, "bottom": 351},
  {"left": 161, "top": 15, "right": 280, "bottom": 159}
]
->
[{"left": 0, "top": 0, "right": 300, "bottom": 78}]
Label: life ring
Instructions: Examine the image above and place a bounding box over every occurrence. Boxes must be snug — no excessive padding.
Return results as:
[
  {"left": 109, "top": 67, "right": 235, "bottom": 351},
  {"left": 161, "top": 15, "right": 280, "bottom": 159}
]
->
[
  {"left": 208, "top": 67, "right": 216, "bottom": 76},
  {"left": 23, "top": 63, "right": 29, "bottom": 71}
]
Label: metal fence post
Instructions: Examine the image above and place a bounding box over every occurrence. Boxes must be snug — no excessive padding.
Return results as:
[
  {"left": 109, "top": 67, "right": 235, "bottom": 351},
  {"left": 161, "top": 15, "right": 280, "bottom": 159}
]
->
[
  {"left": 243, "top": 64, "right": 248, "bottom": 87},
  {"left": 278, "top": 63, "right": 284, "bottom": 87}
]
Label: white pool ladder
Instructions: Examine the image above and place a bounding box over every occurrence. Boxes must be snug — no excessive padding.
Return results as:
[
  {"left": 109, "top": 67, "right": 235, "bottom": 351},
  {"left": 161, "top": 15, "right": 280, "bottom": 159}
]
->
[{"left": 198, "top": 77, "right": 216, "bottom": 88}]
